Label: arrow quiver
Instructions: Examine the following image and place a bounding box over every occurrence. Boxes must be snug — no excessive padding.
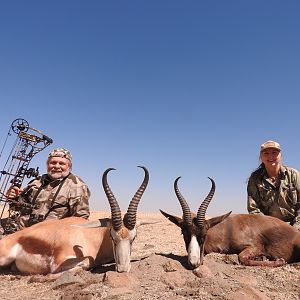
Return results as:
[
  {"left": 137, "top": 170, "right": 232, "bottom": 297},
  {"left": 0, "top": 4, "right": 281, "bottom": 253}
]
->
[{"left": 0, "top": 118, "right": 53, "bottom": 223}]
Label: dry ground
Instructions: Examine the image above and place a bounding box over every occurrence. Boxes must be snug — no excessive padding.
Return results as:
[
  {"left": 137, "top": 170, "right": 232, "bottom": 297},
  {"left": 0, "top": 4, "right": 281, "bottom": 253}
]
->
[{"left": 0, "top": 211, "right": 299, "bottom": 300}]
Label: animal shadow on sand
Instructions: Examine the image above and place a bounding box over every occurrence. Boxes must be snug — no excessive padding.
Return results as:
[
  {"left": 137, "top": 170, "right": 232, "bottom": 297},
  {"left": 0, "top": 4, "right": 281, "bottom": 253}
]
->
[{"left": 156, "top": 252, "right": 190, "bottom": 269}]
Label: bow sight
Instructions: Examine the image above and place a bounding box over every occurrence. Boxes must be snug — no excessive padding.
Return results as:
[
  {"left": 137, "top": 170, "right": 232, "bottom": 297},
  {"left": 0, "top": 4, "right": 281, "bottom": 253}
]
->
[{"left": 0, "top": 118, "right": 53, "bottom": 219}]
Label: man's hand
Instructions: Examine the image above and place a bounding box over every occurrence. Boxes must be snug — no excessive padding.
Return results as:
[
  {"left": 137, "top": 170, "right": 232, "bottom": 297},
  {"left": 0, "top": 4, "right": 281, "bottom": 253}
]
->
[{"left": 6, "top": 186, "right": 24, "bottom": 199}]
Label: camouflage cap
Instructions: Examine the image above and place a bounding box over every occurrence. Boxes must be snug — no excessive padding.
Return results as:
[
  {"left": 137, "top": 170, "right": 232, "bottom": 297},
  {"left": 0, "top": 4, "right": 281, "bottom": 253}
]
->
[
  {"left": 260, "top": 140, "right": 281, "bottom": 152},
  {"left": 48, "top": 148, "right": 72, "bottom": 162}
]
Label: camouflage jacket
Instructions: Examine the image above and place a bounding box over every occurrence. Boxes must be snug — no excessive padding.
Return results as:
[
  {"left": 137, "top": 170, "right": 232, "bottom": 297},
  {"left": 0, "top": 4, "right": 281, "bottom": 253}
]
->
[
  {"left": 247, "top": 165, "right": 300, "bottom": 227},
  {"left": 14, "top": 173, "right": 90, "bottom": 229}
]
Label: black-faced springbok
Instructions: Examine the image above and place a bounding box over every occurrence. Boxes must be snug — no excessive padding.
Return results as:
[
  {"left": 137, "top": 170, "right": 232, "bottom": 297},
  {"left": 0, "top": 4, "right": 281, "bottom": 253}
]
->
[{"left": 160, "top": 177, "right": 300, "bottom": 268}]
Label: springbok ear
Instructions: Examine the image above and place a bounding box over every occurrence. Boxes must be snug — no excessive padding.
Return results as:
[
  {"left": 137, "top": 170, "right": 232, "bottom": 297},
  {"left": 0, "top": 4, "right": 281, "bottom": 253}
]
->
[
  {"left": 206, "top": 211, "right": 232, "bottom": 229},
  {"left": 136, "top": 220, "right": 161, "bottom": 228},
  {"left": 159, "top": 209, "right": 183, "bottom": 227},
  {"left": 71, "top": 218, "right": 112, "bottom": 228}
]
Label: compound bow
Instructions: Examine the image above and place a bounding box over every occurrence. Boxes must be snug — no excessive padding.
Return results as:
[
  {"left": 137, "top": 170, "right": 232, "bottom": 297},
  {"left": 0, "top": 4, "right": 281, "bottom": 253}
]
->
[{"left": 0, "top": 118, "right": 53, "bottom": 221}]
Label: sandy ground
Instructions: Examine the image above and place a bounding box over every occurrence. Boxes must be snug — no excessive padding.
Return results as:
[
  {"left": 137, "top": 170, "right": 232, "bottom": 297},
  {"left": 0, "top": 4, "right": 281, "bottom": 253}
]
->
[{"left": 0, "top": 211, "right": 299, "bottom": 300}]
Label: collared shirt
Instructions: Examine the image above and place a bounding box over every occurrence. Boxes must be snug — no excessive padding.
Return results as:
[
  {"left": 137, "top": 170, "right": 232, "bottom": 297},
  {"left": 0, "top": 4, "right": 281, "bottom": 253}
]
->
[{"left": 247, "top": 165, "right": 300, "bottom": 226}]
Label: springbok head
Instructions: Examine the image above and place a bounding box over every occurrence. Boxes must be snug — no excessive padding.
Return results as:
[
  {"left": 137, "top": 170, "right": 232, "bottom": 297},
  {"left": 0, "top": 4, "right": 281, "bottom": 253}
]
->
[
  {"left": 160, "top": 177, "right": 231, "bottom": 269},
  {"left": 81, "top": 166, "right": 149, "bottom": 272}
]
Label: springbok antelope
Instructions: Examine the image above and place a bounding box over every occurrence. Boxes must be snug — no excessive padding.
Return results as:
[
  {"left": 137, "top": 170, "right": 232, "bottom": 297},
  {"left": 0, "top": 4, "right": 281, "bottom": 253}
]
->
[
  {"left": 0, "top": 166, "right": 149, "bottom": 275},
  {"left": 160, "top": 177, "right": 300, "bottom": 268}
]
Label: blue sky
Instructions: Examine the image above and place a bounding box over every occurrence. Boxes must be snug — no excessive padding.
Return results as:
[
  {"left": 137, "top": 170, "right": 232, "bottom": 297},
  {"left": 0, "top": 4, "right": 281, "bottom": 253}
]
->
[{"left": 0, "top": 1, "right": 299, "bottom": 216}]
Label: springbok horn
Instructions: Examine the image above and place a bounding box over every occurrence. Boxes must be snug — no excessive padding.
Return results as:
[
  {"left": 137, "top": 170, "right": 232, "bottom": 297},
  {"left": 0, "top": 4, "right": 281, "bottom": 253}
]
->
[
  {"left": 123, "top": 166, "right": 149, "bottom": 230},
  {"left": 102, "top": 168, "right": 122, "bottom": 232},
  {"left": 174, "top": 177, "right": 192, "bottom": 225},
  {"left": 196, "top": 177, "right": 216, "bottom": 228}
]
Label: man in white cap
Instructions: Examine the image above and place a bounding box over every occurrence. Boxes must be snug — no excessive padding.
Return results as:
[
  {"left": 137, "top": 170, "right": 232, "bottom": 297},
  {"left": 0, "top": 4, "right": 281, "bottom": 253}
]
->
[
  {"left": 247, "top": 140, "right": 300, "bottom": 229},
  {"left": 1, "top": 147, "right": 90, "bottom": 235}
]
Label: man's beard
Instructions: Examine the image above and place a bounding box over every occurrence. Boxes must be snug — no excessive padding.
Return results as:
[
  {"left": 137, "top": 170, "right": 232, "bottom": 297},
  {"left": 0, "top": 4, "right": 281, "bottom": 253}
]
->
[{"left": 48, "top": 169, "right": 70, "bottom": 180}]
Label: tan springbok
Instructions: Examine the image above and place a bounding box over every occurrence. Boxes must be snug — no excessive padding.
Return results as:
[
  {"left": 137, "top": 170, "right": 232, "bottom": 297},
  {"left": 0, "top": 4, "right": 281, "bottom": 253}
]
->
[{"left": 0, "top": 166, "right": 149, "bottom": 274}]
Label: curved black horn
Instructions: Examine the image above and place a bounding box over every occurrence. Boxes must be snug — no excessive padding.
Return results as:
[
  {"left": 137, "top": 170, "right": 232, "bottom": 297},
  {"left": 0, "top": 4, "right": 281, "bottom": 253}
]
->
[
  {"left": 102, "top": 168, "right": 122, "bottom": 231},
  {"left": 174, "top": 177, "right": 192, "bottom": 225},
  {"left": 196, "top": 177, "right": 215, "bottom": 227},
  {"left": 123, "top": 166, "right": 149, "bottom": 230}
]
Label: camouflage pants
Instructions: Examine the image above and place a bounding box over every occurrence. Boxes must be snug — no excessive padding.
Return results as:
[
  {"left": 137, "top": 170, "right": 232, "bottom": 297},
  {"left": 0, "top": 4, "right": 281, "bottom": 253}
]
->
[
  {"left": 0, "top": 212, "right": 45, "bottom": 238},
  {"left": 0, "top": 214, "right": 26, "bottom": 237}
]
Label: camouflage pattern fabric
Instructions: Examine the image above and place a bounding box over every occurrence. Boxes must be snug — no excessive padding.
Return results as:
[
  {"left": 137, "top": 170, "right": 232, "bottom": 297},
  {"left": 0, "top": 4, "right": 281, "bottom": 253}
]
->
[
  {"left": 247, "top": 165, "right": 300, "bottom": 228},
  {"left": 2, "top": 172, "right": 90, "bottom": 234},
  {"left": 48, "top": 147, "right": 72, "bottom": 162}
]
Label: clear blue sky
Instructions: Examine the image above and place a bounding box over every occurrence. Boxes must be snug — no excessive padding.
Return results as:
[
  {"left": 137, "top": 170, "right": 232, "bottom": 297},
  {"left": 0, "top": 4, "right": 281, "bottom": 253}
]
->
[{"left": 0, "top": 1, "right": 299, "bottom": 216}]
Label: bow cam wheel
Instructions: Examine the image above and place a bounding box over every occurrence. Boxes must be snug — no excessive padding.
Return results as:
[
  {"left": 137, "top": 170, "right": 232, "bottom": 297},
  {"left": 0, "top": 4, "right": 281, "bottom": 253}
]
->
[{"left": 11, "top": 118, "right": 29, "bottom": 134}]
